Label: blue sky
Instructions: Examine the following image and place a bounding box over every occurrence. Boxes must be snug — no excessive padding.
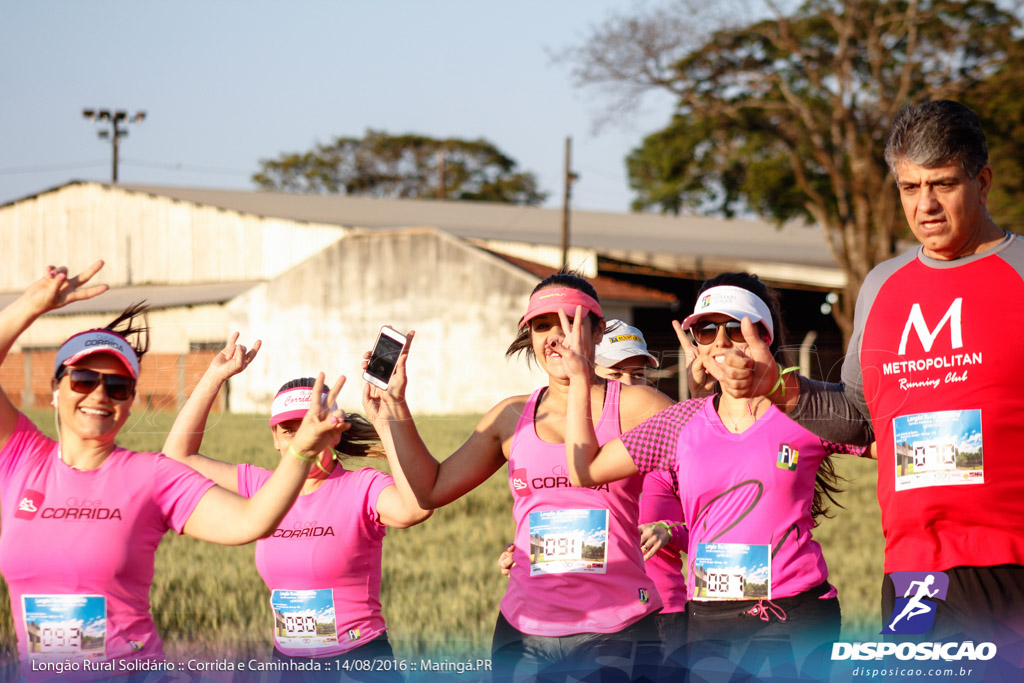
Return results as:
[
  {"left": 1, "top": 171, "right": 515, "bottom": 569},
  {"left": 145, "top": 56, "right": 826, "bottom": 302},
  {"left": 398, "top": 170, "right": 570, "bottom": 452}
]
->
[{"left": 0, "top": 1, "right": 678, "bottom": 212}]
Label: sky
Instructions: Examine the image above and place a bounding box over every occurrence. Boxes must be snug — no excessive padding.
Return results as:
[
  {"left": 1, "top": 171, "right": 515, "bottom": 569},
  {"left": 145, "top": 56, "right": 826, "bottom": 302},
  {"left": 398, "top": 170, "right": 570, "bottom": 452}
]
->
[{"left": 0, "top": 1, "right": 679, "bottom": 213}]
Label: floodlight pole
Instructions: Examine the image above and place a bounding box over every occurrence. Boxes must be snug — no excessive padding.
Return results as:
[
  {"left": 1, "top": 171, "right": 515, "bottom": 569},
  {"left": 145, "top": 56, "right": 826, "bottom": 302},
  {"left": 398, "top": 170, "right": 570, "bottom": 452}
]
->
[
  {"left": 82, "top": 109, "right": 146, "bottom": 183},
  {"left": 561, "top": 136, "right": 579, "bottom": 269}
]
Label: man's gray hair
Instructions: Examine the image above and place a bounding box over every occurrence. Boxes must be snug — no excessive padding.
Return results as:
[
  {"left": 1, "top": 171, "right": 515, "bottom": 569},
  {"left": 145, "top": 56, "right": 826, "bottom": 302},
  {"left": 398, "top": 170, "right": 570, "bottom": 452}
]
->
[{"left": 884, "top": 100, "right": 988, "bottom": 180}]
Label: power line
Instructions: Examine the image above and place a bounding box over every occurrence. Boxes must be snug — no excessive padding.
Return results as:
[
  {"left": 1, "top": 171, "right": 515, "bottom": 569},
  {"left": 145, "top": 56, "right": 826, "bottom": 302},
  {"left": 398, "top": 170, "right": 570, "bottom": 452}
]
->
[
  {"left": 120, "top": 160, "right": 252, "bottom": 176},
  {"left": 0, "top": 161, "right": 108, "bottom": 176}
]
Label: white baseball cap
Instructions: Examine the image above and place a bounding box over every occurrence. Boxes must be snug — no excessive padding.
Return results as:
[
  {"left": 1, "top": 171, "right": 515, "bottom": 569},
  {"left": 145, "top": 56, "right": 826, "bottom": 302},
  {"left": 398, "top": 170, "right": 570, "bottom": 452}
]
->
[
  {"left": 681, "top": 285, "right": 774, "bottom": 345},
  {"left": 594, "top": 320, "right": 659, "bottom": 369}
]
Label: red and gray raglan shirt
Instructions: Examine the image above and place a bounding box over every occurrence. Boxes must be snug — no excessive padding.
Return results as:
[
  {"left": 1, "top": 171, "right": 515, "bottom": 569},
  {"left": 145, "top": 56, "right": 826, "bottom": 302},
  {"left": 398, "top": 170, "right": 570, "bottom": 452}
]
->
[{"left": 791, "top": 233, "right": 1024, "bottom": 574}]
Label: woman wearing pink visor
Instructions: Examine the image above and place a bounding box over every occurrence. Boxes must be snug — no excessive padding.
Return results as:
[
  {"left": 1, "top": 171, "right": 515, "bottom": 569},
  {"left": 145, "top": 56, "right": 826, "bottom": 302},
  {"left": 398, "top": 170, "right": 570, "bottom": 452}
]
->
[
  {"left": 163, "top": 334, "right": 429, "bottom": 680},
  {"left": 367, "top": 271, "right": 675, "bottom": 681},
  {"left": 0, "top": 262, "right": 346, "bottom": 679},
  {"left": 560, "top": 273, "right": 863, "bottom": 674}
]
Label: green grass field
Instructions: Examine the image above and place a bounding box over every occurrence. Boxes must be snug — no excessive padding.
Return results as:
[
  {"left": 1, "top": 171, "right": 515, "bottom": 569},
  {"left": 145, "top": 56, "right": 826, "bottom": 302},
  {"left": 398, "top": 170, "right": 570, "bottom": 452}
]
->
[{"left": 0, "top": 408, "right": 885, "bottom": 661}]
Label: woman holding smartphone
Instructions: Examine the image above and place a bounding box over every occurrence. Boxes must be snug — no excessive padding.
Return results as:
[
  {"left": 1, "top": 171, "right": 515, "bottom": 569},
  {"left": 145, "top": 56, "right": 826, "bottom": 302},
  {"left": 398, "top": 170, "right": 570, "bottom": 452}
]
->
[
  {"left": 163, "top": 334, "right": 430, "bottom": 680},
  {"left": 364, "top": 271, "right": 674, "bottom": 682},
  {"left": 0, "top": 262, "right": 346, "bottom": 679}
]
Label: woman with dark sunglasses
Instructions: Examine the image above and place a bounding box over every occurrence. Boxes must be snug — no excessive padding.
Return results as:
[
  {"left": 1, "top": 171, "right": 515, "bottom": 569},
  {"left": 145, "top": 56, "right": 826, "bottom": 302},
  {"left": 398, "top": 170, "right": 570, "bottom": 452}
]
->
[
  {"left": 559, "top": 272, "right": 865, "bottom": 674},
  {"left": 0, "top": 262, "right": 348, "bottom": 679}
]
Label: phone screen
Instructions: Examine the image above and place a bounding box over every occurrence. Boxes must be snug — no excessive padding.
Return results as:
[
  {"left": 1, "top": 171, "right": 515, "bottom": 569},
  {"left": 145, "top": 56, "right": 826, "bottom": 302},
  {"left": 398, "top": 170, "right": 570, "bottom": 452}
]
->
[{"left": 366, "top": 334, "right": 405, "bottom": 384}]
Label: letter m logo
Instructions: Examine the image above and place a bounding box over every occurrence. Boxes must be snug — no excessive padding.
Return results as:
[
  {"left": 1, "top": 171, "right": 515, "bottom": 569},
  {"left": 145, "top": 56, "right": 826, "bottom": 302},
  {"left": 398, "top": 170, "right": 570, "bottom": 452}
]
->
[{"left": 897, "top": 299, "right": 963, "bottom": 355}]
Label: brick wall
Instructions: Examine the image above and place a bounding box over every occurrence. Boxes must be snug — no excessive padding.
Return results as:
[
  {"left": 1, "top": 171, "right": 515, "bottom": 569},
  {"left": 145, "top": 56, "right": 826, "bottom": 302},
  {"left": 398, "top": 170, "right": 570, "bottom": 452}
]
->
[{"left": 0, "top": 350, "right": 224, "bottom": 412}]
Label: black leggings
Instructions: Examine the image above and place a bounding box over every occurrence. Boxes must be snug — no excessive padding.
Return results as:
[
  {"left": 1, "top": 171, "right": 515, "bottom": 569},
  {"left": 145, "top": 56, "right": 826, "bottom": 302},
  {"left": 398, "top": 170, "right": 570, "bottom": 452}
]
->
[{"left": 683, "top": 582, "right": 841, "bottom": 681}]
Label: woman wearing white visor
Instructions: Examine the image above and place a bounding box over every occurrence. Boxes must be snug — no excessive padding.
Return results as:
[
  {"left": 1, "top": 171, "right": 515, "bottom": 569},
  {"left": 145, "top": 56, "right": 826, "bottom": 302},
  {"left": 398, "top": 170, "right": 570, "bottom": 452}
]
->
[{"left": 559, "top": 273, "right": 865, "bottom": 673}]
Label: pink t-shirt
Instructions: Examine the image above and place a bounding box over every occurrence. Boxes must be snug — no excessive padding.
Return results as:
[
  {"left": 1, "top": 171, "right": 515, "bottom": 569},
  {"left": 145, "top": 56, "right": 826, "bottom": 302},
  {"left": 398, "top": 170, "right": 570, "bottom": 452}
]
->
[
  {"left": 639, "top": 470, "right": 688, "bottom": 613},
  {"left": 622, "top": 397, "right": 861, "bottom": 601},
  {"left": 238, "top": 464, "right": 393, "bottom": 657},
  {"left": 0, "top": 413, "right": 216, "bottom": 676},
  {"left": 502, "top": 380, "right": 662, "bottom": 635}
]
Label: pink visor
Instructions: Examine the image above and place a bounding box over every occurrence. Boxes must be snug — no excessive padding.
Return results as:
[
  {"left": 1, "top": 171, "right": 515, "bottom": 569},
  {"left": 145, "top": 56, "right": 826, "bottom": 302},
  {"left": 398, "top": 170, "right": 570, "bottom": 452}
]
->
[
  {"left": 519, "top": 287, "right": 603, "bottom": 327},
  {"left": 55, "top": 329, "right": 140, "bottom": 379},
  {"left": 270, "top": 386, "right": 337, "bottom": 426}
]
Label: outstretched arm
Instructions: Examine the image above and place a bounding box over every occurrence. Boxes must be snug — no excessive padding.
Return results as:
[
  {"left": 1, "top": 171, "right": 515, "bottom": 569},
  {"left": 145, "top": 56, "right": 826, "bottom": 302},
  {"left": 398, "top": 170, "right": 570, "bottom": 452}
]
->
[
  {"left": 363, "top": 361, "right": 432, "bottom": 528},
  {"left": 182, "top": 373, "right": 347, "bottom": 545},
  {"left": 162, "top": 333, "right": 261, "bottom": 491},
  {"left": 557, "top": 307, "right": 650, "bottom": 487},
  {"left": 710, "top": 317, "right": 873, "bottom": 446},
  {"left": 0, "top": 262, "right": 108, "bottom": 450},
  {"left": 367, "top": 331, "right": 509, "bottom": 509}
]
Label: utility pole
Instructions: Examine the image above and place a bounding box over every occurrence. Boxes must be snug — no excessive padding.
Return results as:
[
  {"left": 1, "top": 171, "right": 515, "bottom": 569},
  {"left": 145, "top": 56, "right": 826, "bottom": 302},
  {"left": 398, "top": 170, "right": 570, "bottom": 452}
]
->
[
  {"left": 560, "top": 136, "right": 579, "bottom": 269},
  {"left": 82, "top": 109, "right": 146, "bottom": 183},
  {"left": 437, "top": 149, "right": 447, "bottom": 199}
]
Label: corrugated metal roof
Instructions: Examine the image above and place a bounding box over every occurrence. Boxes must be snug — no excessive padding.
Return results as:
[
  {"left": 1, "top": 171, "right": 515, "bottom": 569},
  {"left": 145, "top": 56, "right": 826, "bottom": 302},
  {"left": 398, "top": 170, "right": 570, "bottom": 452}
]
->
[
  {"left": 3, "top": 181, "right": 847, "bottom": 287},
  {"left": 488, "top": 251, "right": 676, "bottom": 305},
  {"left": 0, "top": 281, "right": 262, "bottom": 316}
]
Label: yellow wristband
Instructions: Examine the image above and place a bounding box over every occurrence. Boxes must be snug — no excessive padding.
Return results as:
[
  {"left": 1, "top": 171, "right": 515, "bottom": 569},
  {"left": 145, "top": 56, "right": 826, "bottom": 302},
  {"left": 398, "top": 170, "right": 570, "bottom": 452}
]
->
[
  {"left": 288, "top": 445, "right": 317, "bottom": 464},
  {"left": 769, "top": 366, "right": 800, "bottom": 399},
  {"left": 654, "top": 521, "right": 673, "bottom": 539}
]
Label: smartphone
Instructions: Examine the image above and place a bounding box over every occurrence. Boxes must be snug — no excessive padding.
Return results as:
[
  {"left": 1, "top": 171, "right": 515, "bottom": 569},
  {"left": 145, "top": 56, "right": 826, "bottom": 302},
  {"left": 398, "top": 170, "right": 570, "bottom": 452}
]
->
[{"left": 363, "top": 326, "right": 409, "bottom": 390}]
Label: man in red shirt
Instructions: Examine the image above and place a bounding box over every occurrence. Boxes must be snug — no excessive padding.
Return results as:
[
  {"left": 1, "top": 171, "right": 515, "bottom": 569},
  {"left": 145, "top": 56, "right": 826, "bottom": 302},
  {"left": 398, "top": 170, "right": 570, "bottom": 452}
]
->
[{"left": 713, "top": 100, "right": 1024, "bottom": 643}]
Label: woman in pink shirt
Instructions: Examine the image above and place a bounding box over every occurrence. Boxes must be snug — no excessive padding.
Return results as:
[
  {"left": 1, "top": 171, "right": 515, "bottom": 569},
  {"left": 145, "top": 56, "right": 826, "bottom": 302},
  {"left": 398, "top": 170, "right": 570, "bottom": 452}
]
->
[
  {"left": 561, "top": 273, "right": 860, "bottom": 675},
  {"left": 163, "top": 335, "right": 431, "bottom": 679},
  {"left": 368, "top": 272, "right": 675, "bottom": 682},
  {"left": 0, "top": 262, "right": 347, "bottom": 680}
]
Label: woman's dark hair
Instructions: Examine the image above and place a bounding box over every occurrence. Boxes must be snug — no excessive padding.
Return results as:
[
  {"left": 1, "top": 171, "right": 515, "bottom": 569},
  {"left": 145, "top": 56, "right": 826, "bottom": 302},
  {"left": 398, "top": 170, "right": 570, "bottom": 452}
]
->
[
  {"left": 697, "top": 272, "right": 843, "bottom": 522},
  {"left": 274, "top": 378, "right": 383, "bottom": 459},
  {"left": 105, "top": 301, "right": 151, "bottom": 360},
  {"left": 506, "top": 269, "right": 603, "bottom": 363}
]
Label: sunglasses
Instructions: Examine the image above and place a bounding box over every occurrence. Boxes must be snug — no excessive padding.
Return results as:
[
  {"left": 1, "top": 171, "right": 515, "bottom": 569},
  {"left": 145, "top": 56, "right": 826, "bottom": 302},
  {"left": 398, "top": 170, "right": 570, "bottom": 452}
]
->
[
  {"left": 689, "top": 320, "right": 764, "bottom": 346},
  {"left": 61, "top": 369, "right": 136, "bottom": 401}
]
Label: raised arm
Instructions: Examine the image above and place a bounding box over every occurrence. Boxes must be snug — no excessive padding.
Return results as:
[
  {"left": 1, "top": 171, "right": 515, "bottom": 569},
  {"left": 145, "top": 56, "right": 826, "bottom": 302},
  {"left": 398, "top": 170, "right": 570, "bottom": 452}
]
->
[
  {"left": 162, "top": 333, "right": 261, "bottom": 491},
  {"left": 182, "top": 373, "right": 347, "bottom": 545},
  {"left": 557, "top": 307, "right": 666, "bottom": 487},
  {"left": 0, "top": 262, "right": 108, "bottom": 450},
  {"left": 362, "top": 367, "right": 432, "bottom": 529},
  {"left": 367, "top": 331, "right": 509, "bottom": 510},
  {"left": 710, "top": 317, "right": 873, "bottom": 446}
]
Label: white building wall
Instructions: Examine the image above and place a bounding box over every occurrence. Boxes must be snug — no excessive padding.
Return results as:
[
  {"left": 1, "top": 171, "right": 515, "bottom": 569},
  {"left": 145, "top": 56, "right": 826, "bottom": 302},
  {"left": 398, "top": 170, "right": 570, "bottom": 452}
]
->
[
  {"left": 227, "top": 230, "right": 548, "bottom": 415},
  {"left": 0, "top": 183, "right": 344, "bottom": 290}
]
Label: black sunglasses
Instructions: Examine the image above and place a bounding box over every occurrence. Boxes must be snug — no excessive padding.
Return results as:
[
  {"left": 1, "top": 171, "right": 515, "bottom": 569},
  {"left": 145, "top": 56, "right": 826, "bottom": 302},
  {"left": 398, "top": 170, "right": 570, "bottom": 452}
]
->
[
  {"left": 690, "top": 320, "right": 763, "bottom": 346},
  {"left": 59, "top": 368, "right": 136, "bottom": 401}
]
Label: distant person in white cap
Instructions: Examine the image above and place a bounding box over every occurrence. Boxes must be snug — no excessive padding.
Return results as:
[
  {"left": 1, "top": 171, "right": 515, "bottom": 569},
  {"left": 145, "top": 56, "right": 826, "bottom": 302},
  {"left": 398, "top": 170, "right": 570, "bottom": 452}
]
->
[
  {"left": 593, "top": 320, "right": 660, "bottom": 386},
  {"left": 0, "top": 261, "right": 347, "bottom": 677}
]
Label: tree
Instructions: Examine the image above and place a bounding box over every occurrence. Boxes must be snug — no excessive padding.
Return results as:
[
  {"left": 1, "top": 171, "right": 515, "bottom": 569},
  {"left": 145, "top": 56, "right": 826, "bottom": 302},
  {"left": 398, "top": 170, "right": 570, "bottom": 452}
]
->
[
  {"left": 561, "top": 0, "right": 1022, "bottom": 340},
  {"left": 252, "top": 131, "right": 548, "bottom": 206}
]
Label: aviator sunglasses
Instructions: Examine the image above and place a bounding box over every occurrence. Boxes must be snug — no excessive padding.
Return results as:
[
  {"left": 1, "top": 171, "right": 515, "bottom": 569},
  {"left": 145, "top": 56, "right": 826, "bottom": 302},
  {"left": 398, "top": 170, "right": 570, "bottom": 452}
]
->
[
  {"left": 58, "top": 368, "right": 136, "bottom": 401},
  {"left": 689, "top": 320, "right": 765, "bottom": 346}
]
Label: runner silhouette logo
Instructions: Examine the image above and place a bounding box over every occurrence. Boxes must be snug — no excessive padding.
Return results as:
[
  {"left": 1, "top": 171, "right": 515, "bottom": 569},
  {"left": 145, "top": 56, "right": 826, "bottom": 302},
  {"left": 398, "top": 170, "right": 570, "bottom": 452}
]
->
[{"left": 882, "top": 571, "right": 949, "bottom": 635}]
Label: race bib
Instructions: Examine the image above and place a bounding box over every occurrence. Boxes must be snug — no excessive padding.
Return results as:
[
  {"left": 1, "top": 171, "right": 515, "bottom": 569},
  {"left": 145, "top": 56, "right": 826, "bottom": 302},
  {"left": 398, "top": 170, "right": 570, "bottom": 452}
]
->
[
  {"left": 692, "top": 543, "right": 771, "bottom": 601},
  {"left": 527, "top": 509, "right": 608, "bottom": 576},
  {"left": 892, "top": 410, "right": 984, "bottom": 491},
  {"left": 270, "top": 589, "right": 338, "bottom": 650},
  {"left": 23, "top": 594, "right": 106, "bottom": 662}
]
